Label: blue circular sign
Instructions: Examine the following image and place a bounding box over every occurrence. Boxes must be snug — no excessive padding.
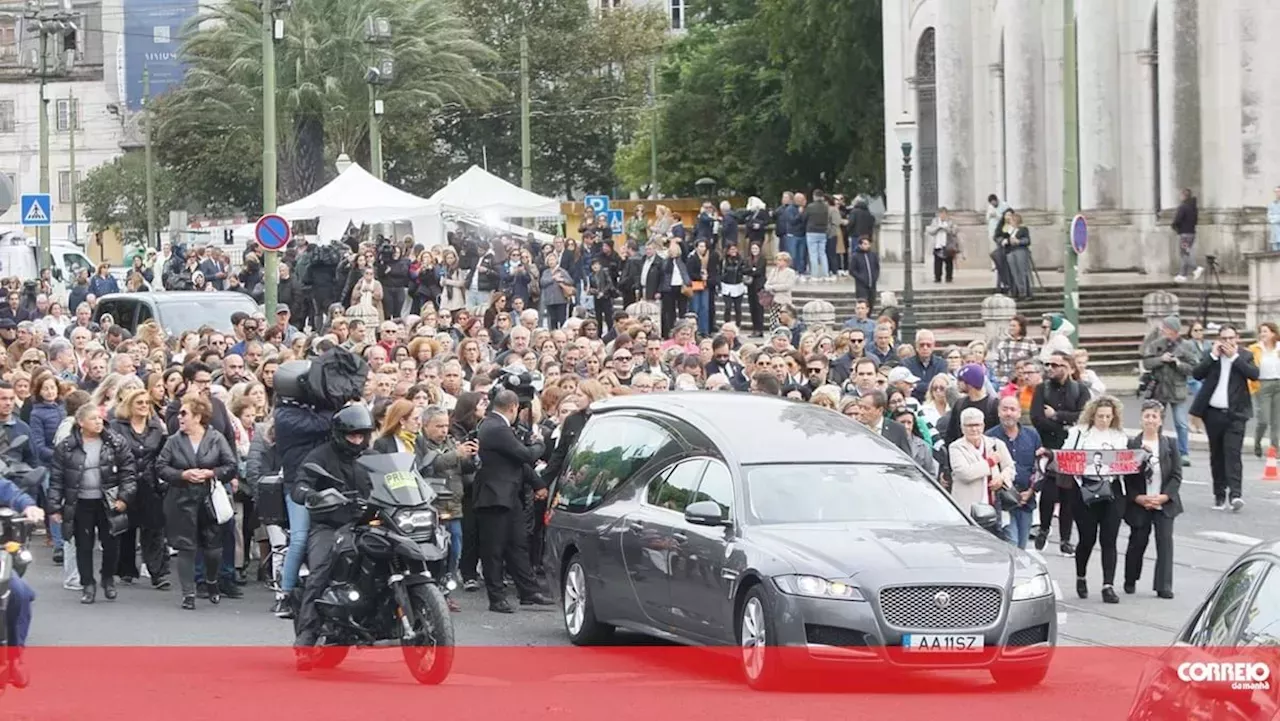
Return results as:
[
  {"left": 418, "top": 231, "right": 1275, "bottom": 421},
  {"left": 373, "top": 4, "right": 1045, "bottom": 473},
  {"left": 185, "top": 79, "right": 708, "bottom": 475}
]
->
[
  {"left": 255, "top": 213, "right": 291, "bottom": 251},
  {"left": 1070, "top": 214, "right": 1087, "bottom": 254}
]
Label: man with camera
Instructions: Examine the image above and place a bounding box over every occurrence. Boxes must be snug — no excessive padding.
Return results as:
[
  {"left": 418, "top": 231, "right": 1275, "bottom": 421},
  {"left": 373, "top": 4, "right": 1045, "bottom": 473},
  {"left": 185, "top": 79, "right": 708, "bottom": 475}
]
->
[
  {"left": 1190, "top": 324, "right": 1258, "bottom": 511},
  {"left": 474, "top": 389, "right": 551, "bottom": 613}
]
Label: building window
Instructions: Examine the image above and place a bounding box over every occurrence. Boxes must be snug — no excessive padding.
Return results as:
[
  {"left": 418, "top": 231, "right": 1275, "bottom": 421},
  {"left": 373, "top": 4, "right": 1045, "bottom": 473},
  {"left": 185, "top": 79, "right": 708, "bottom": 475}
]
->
[
  {"left": 0, "top": 100, "right": 13, "bottom": 134},
  {"left": 55, "top": 98, "right": 81, "bottom": 132},
  {"left": 3, "top": 174, "right": 15, "bottom": 199},
  {"left": 0, "top": 17, "right": 16, "bottom": 62},
  {"left": 670, "top": 0, "right": 685, "bottom": 29},
  {"left": 58, "top": 170, "right": 80, "bottom": 204}
]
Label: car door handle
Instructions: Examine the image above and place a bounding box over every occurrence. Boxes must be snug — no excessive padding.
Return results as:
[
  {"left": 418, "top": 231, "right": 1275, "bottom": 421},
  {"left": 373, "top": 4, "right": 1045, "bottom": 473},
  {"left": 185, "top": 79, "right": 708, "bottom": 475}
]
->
[
  {"left": 628, "top": 521, "right": 645, "bottom": 531},
  {"left": 672, "top": 531, "right": 688, "bottom": 542}
]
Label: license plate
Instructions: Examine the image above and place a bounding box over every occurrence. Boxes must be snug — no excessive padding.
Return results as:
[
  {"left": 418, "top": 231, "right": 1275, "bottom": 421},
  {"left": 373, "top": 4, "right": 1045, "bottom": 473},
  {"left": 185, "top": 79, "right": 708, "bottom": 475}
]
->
[{"left": 901, "top": 634, "right": 984, "bottom": 652}]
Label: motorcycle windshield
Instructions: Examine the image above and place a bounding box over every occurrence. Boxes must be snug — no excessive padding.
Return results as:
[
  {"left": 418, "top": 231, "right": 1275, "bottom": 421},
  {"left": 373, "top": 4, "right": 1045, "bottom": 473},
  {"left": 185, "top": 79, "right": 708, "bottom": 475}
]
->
[{"left": 357, "top": 453, "right": 438, "bottom": 508}]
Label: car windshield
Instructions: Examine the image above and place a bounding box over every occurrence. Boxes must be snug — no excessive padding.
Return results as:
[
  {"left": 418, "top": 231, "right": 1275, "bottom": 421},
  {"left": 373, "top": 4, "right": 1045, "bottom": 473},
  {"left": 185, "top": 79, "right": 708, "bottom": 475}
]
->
[
  {"left": 742, "top": 463, "right": 970, "bottom": 526},
  {"left": 157, "top": 298, "right": 258, "bottom": 333}
]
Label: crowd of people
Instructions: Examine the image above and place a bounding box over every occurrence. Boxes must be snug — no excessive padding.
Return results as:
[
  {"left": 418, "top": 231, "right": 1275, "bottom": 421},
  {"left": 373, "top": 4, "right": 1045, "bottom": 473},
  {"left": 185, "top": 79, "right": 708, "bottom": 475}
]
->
[{"left": 0, "top": 196, "right": 1262, "bottom": 670}]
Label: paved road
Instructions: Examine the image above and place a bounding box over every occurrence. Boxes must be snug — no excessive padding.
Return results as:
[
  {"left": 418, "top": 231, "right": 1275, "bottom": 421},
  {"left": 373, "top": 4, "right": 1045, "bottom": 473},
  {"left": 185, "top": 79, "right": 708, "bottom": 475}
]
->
[{"left": 20, "top": 452, "right": 1274, "bottom": 650}]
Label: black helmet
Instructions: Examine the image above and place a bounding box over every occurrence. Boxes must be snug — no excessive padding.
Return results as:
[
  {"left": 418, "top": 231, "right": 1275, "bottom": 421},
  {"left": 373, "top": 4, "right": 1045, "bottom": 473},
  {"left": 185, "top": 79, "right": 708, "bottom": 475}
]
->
[
  {"left": 333, "top": 403, "right": 375, "bottom": 435},
  {"left": 331, "top": 403, "right": 374, "bottom": 457}
]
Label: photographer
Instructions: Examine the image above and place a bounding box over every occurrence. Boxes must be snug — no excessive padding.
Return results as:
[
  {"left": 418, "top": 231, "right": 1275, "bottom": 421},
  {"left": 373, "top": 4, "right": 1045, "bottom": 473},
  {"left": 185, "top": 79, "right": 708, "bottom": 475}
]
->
[
  {"left": 1140, "top": 315, "right": 1200, "bottom": 465},
  {"left": 420, "top": 405, "right": 478, "bottom": 611},
  {"left": 474, "top": 389, "right": 550, "bottom": 613}
]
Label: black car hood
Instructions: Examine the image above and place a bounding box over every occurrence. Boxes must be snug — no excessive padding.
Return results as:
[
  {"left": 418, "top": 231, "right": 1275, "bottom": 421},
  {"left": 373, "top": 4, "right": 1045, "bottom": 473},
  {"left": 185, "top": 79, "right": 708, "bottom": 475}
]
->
[{"left": 748, "top": 522, "right": 1038, "bottom": 587}]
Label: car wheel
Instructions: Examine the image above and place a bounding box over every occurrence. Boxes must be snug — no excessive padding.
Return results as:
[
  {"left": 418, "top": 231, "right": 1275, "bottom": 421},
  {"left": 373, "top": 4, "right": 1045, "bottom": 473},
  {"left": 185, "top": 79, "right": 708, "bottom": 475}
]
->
[
  {"left": 562, "top": 556, "right": 613, "bottom": 645},
  {"left": 738, "top": 586, "right": 785, "bottom": 690},
  {"left": 989, "top": 663, "right": 1049, "bottom": 689}
]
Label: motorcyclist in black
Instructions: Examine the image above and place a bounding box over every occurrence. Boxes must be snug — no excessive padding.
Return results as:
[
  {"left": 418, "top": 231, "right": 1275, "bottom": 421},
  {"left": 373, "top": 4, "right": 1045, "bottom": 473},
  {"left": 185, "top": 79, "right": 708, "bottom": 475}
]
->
[{"left": 290, "top": 403, "right": 374, "bottom": 662}]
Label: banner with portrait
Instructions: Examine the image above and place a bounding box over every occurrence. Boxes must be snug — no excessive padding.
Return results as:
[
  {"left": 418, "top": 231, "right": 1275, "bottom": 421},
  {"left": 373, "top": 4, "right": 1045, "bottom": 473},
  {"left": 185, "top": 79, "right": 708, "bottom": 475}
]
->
[{"left": 1050, "top": 448, "right": 1149, "bottom": 478}]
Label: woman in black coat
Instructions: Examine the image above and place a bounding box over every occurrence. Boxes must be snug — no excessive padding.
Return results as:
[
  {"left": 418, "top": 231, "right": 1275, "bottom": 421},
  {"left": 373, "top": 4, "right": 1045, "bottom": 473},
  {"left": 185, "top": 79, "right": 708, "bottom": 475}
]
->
[
  {"left": 110, "top": 387, "right": 170, "bottom": 588},
  {"left": 743, "top": 241, "right": 768, "bottom": 335},
  {"left": 49, "top": 404, "right": 137, "bottom": 604},
  {"left": 659, "top": 241, "right": 692, "bottom": 340},
  {"left": 156, "top": 394, "right": 238, "bottom": 609},
  {"left": 379, "top": 245, "right": 412, "bottom": 319},
  {"left": 1124, "top": 400, "right": 1183, "bottom": 599}
]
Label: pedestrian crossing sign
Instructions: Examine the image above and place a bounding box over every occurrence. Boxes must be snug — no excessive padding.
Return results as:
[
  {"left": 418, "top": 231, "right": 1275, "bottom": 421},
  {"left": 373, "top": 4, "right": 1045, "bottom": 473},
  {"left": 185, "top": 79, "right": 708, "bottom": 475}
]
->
[{"left": 19, "top": 194, "right": 51, "bottom": 227}]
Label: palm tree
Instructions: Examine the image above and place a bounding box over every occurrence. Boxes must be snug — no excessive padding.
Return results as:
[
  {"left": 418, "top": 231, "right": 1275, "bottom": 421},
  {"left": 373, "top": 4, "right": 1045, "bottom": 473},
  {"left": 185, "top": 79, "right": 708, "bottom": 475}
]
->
[{"left": 161, "top": 0, "right": 499, "bottom": 202}]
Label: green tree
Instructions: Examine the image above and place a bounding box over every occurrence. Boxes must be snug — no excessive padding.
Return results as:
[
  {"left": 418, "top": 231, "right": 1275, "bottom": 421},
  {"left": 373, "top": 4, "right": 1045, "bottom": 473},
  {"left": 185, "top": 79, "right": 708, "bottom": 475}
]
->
[
  {"left": 616, "top": 0, "right": 883, "bottom": 200},
  {"left": 158, "top": 0, "right": 499, "bottom": 206},
  {"left": 404, "top": 0, "right": 668, "bottom": 199},
  {"left": 151, "top": 93, "right": 263, "bottom": 217},
  {"left": 78, "top": 153, "right": 179, "bottom": 242}
]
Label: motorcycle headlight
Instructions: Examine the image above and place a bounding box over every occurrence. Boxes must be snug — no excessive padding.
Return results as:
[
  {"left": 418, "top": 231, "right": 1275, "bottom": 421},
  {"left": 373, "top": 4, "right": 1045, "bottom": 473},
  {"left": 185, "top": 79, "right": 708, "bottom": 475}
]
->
[
  {"left": 773, "top": 574, "right": 865, "bottom": 601},
  {"left": 1011, "top": 573, "right": 1053, "bottom": 601},
  {"left": 393, "top": 509, "right": 437, "bottom": 534}
]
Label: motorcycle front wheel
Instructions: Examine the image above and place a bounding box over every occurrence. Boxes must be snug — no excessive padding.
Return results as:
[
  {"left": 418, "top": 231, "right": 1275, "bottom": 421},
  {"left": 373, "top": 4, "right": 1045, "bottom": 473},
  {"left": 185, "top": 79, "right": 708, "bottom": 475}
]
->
[{"left": 401, "top": 584, "right": 455, "bottom": 685}]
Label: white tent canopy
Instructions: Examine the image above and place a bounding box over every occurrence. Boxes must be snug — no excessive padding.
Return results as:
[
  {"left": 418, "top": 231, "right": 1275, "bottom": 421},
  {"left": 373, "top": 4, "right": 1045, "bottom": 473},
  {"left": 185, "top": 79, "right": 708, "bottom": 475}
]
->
[
  {"left": 276, "top": 163, "right": 437, "bottom": 243},
  {"left": 426, "top": 165, "right": 561, "bottom": 219}
]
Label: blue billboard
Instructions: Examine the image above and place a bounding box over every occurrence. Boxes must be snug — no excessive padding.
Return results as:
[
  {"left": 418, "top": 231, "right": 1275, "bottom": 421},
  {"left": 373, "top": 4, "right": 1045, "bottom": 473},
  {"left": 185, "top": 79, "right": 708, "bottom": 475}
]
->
[{"left": 124, "top": 0, "right": 199, "bottom": 111}]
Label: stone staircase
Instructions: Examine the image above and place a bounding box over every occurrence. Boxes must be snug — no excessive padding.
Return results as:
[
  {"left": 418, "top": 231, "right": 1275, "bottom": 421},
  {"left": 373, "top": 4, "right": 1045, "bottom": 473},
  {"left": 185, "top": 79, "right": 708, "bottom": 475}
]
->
[{"left": 791, "top": 279, "right": 1250, "bottom": 374}]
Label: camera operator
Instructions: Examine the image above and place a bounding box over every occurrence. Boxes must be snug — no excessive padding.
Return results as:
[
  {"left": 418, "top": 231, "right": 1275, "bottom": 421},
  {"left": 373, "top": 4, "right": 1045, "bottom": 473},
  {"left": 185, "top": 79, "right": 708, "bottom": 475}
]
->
[
  {"left": 377, "top": 237, "right": 411, "bottom": 320},
  {"left": 474, "top": 389, "right": 551, "bottom": 613}
]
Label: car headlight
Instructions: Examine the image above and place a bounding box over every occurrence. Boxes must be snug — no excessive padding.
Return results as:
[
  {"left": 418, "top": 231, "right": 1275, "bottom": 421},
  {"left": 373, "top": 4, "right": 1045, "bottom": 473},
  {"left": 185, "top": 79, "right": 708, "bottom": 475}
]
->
[
  {"left": 774, "top": 574, "right": 865, "bottom": 601},
  {"left": 1011, "top": 573, "right": 1053, "bottom": 601},
  {"left": 393, "top": 509, "right": 437, "bottom": 534}
]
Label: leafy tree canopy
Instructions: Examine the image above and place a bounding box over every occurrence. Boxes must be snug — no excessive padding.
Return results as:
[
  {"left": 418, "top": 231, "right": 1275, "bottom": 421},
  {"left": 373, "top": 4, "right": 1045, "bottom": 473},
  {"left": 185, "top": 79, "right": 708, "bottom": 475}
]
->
[{"left": 78, "top": 153, "right": 179, "bottom": 243}]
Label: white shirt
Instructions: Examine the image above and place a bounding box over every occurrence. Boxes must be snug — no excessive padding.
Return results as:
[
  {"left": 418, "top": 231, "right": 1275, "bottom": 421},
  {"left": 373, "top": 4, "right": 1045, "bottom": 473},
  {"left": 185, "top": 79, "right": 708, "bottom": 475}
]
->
[
  {"left": 1260, "top": 347, "right": 1280, "bottom": 380},
  {"left": 1209, "top": 353, "right": 1236, "bottom": 409},
  {"left": 1142, "top": 438, "right": 1161, "bottom": 497},
  {"left": 670, "top": 260, "right": 686, "bottom": 287},
  {"left": 641, "top": 256, "right": 655, "bottom": 287}
]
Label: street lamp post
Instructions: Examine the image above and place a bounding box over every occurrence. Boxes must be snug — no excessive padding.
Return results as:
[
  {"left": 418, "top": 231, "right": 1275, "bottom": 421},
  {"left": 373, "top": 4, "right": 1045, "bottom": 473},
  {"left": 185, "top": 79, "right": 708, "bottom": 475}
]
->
[
  {"left": 365, "top": 18, "right": 393, "bottom": 181},
  {"left": 894, "top": 113, "right": 917, "bottom": 341}
]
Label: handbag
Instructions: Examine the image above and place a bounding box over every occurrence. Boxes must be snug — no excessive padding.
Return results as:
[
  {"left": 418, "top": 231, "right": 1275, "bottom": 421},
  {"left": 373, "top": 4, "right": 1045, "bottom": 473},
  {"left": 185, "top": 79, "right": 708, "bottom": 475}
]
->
[
  {"left": 102, "top": 487, "right": 130, "bottom": 537},
  {"left": 690, "top": 280, "right": 707, "bottom": 292},
  {"left": 1079, "top": 477, "right": 1116, "bottom": 506},
  {"left": 758, "top": 289, "right": 774, "bottom": 307},
  {"left": 983, "top": 441, "right": 1019, "bottom": 511},
  {"left": 209, "top": 478, "right": 235, "bottom": 524}
]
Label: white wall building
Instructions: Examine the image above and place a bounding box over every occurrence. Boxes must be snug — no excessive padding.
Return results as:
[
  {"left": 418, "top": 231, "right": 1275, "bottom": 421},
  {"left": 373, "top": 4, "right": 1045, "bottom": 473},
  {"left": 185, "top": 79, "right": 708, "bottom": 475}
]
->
[
  {"left": 0, "top": 0, "right": 131, "bottom": 244},
  {"left": 880, "top": 0, "right": 1272, "bottom": 276}
]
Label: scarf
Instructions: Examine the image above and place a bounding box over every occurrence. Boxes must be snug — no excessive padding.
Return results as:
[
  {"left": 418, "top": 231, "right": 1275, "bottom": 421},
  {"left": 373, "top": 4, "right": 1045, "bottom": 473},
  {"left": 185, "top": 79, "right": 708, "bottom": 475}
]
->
[{"left": 397, "top": 430, "right": 418, "bottom": 453}]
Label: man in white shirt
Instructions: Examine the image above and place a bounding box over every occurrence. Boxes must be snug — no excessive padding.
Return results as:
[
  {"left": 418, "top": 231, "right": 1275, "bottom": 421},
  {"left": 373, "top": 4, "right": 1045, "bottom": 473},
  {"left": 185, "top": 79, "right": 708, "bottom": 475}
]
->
[{"left": 1190, "top": 324, "right": 1259, "bottom": 511}]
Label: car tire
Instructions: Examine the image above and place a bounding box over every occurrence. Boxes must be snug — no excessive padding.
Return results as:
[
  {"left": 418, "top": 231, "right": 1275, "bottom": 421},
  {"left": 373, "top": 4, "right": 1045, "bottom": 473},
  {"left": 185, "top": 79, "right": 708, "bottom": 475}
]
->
[
  {"left": 738, "top": 585, "right": 786, "bottom": 691},
  {"left": 989, "top": 662, "right": 1049, "bottom": 689},
  {"left": 562, "top": 555, "right": 613, "bottom": 645}
]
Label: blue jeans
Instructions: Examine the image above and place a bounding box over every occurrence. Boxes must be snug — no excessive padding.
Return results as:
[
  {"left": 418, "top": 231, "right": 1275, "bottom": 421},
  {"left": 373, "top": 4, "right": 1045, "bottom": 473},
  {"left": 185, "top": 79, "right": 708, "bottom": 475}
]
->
[
  {"left": 445, "top": 519, "right": 462, "bottom": 577},
  {"left": 41, "top": 474, "right": 62, "bottom": 552},
  {"left": 690, "top": 290, "right": 710, "bottom": 336},
  {"left": 7, "top": 575, "right": 33, "bottom": 646},
  {"left": 281, "top": 494, "right": 310, "bottom": 593},
  {"left": 788, "top": 234, "right": 808, "bottom": 275},
  {"left": 806, "top": 233, "right": 829, "bottom": 278},
  {"left": 1171, "top": 399, "right": 1191, "bottom": 457},
  {"left": 1004, "top": 507, "right": 1035, "bottom": 549}
]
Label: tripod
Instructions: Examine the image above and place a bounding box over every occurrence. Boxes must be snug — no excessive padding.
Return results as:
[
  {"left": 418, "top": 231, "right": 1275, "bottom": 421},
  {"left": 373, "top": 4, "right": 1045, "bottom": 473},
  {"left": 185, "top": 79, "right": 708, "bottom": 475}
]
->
[{"left": 1198, "top": 256, "right": 1233, "bottom": 329}]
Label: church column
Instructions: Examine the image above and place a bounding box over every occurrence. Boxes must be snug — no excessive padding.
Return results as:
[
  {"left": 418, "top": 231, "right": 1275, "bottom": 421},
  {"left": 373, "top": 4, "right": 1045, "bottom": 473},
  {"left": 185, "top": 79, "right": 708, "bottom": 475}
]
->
[
  {"left": 1076, "top": 0, "right": 1121, "bottom": 209},
  {"left": 934, "top": 0, "right": 974, "bottom": 211},
  {"left": 989, "top": 62, "right": 1007, "bottom": 200},
  {"left": 1003, "top": 0, "right": 1045, "bottom": 209},
  {"left": 1158, "top": 0, "right": 1202, "bottom": 205}
]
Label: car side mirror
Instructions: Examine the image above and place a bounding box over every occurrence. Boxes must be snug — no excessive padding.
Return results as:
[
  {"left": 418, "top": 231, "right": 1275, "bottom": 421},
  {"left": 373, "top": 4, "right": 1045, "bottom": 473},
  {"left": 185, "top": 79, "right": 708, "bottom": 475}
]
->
[
  {"left": 685, "top": 500, "right": 730, "bottom": 527},
  {"left": 970, "top": 503, "right": 1000, "bottom": 534}
]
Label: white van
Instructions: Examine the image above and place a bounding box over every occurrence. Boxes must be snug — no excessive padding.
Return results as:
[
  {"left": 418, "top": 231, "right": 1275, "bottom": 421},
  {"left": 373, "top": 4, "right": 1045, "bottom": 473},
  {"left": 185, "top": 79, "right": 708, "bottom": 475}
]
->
[{"left": 0, "top": 230, "right": 111, "bottom": 285}]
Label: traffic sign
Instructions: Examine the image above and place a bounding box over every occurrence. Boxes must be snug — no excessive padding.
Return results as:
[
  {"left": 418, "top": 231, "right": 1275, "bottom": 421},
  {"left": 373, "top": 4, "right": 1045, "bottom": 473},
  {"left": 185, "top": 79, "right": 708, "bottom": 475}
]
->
[
  {"left": 607, "top": 209, "right": 624, "bottom": 236},
  {"left": 584, "top": 195, "right": 609, "bottom": 216},
  {"left": 19, "top": 194, "right": 51, "bottom": 227},
  {"left": 1070, "top": 214, "right": 1087, "bottom": 254},
  {"left": 254, "top": 213, "right": 291, "bottom": 251}
]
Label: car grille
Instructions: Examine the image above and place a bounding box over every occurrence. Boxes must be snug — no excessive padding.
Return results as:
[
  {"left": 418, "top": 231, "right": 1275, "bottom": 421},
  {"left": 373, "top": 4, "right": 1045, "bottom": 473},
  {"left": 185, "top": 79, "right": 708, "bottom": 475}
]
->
[
  {"left": 1006, "top": 623, "right": 1050, "bottom": 646},
  {"left": 805, "top": 624, "right": 870, "bottom": 647},
  {"left": 878, "top": 585, "right": 1002, "bottom": 630}
]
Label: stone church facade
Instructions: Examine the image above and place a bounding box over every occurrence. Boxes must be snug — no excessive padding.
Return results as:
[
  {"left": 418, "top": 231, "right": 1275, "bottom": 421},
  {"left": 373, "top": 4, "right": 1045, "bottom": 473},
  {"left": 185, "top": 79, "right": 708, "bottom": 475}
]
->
[{"left": 879, "top": 0, "right": 1274, "bottom": 276}]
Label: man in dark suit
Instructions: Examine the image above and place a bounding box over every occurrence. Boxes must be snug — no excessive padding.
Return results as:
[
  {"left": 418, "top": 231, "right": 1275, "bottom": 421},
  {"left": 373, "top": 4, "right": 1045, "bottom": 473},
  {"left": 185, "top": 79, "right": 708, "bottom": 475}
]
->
[
  {"left": 1190, "top": 324, "right": 1258, "bottom": 511},
  {"left": 855, "top": 390, "right": 912, "bottom": 456},
  {"left": 474, "top": 389, "right": 552, "bottom": 613}
]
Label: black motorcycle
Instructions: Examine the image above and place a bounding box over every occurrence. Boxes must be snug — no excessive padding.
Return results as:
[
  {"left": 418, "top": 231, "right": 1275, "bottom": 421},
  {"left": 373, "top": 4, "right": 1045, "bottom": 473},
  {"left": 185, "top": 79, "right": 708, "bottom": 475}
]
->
[{"left": 301, "top": 453, "right": 455, "bottom": 684}]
